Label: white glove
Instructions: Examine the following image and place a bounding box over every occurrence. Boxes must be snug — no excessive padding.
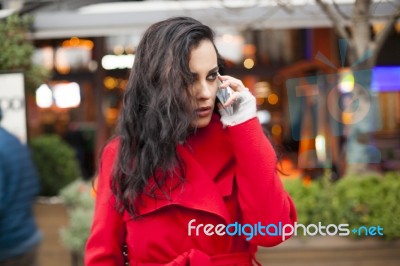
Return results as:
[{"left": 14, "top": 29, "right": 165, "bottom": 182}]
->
[{"left": 218, "top": 90, "right": 257, "bottom": 127}]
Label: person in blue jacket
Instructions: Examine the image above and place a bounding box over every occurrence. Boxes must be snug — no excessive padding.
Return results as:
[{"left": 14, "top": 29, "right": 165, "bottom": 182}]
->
[{"left": 0, "top": 106, "right": 42, "bottom": 266}]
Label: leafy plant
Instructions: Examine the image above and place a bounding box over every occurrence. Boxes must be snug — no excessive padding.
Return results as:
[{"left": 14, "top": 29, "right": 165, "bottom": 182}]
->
[
  {"left": 59, "top": 179, "right": 95, "bottom": 252},
  {"left": 282, "top": 171, "right": 400, "bottom": 240},
  {"left": 373, "top": 172, "right": 400, "bottom": 239},
  {"left": 60, "top": 179, "right": 94, "bottom": 210},
  {"left": 283, "top": 178, "right": 321, "bottom": 225},
  {"left": 0, "top": 14, "right": 49, "bottom": 93},
  {"left": 60, "top": 207, "right": 94, "bottom": 252},
  {"left": 333, "top": 172, "right": 400, "bottom": 239},
  {"left": 332, "top": 174, "right": 383, "bottom": 230},
  {"left": 30, "top": 134, "right": 81, "bottom": 196}
]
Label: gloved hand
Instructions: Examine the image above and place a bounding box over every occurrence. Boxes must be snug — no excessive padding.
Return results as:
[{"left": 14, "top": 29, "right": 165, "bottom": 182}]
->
[{"left": 217, "top": 75, "right": 257, "bottom": 127}]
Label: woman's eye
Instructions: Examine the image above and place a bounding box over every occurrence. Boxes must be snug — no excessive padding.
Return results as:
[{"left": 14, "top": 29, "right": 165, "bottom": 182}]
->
[{"left": 207, "top": 72, "right": 218, "bottom": 81}]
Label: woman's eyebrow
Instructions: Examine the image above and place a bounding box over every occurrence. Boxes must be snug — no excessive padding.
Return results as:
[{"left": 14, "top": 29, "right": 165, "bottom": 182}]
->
[
  {"left": 190, "top": 66, "right": 219, "bottom": 76},
  {"left": 208, "top": 66, "right": 219, "bottom": 75}
]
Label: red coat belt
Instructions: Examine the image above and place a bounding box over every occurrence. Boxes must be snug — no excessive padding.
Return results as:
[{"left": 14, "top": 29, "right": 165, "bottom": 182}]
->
[{"left": 130, "top": 249, "right": 258, "bottom": 266}]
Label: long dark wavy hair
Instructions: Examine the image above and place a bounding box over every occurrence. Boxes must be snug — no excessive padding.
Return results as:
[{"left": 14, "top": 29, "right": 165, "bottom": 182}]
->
[{"left": 112, "top": 17, "right": 220, "bottom": 217}]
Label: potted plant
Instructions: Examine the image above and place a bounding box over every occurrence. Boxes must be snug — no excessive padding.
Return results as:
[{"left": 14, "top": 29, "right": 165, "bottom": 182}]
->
[{"left": 59, "top": 179, "right": 95, "bottom": 266}]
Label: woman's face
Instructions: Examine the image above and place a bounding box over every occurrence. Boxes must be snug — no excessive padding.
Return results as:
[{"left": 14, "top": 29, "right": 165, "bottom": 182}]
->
[{"left": 189, "top": 39, "right": 219, "bottom": 128}]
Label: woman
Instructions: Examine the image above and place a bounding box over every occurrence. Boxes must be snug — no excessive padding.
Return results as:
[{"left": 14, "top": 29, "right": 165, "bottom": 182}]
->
[{"left": 85, "top": 16, "right": 297, "bottom": 266}]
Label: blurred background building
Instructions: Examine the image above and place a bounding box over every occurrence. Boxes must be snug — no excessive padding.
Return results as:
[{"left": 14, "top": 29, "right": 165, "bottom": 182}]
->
[
  {"left": 1, "top": 0, "right": 399, "bottom": 179},
  {"left": 1, "top": 1, "right": 400, "bottom": 266}
]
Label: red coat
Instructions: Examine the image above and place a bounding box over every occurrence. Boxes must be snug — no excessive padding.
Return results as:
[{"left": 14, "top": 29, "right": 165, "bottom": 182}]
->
[{"left": 85, "top": 114, "right": 297, "bottom": 266}]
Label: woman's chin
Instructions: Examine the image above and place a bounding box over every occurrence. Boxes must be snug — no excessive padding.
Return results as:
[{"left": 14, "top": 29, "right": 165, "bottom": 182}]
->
[{"left": 191, "top": 116, "right": 212, "bottom": 129}]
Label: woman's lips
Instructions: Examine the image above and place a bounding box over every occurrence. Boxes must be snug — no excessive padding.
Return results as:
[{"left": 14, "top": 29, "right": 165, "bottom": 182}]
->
[{"left": 196, "top": 107, "right": 212, "bottom": 117}]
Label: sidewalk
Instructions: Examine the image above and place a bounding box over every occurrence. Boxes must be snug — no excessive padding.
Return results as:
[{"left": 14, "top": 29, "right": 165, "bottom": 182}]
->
[{"left": 34, "top": 202, "right": 71, "bottom": 266}]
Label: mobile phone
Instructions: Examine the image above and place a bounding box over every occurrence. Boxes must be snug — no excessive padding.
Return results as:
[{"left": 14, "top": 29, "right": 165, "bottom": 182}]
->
[{"left": 216, "top": 77, "right": 234, "bottom": 115}]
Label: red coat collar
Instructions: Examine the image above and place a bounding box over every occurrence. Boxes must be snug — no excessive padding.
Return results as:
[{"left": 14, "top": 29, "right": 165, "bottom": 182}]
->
[{"left": 133, "top": 114, "right": 235, "bottom": 224}]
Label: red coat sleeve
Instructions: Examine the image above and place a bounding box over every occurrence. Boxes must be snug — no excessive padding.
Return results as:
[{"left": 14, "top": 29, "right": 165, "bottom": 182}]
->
[
  {"left": 227, "top": 118, "right": 297, "bottom": 247},
  {"left": 85, "top": 142, "right": 126, "bottom": 266}
]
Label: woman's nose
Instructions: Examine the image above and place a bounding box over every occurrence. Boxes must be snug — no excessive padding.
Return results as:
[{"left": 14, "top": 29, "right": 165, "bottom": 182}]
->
[{"left": 196, "top": 82, "right": 212, "bottom": 99}]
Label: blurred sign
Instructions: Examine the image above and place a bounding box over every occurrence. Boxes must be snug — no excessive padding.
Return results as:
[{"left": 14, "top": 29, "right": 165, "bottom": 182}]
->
[
  {"left": 0, "top": 72, "right": 27, "bottom": 143},
  {"left": 372, "top": 66, "right": 400, "bottom": 92}
]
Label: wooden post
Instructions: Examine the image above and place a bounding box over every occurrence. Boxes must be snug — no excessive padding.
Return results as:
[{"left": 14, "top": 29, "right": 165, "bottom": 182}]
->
[{"left": 93, "top": 37, "right": 108, "bottom": 165}]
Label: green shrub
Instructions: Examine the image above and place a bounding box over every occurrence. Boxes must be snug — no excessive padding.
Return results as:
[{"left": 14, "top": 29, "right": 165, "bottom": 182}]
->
[
  {"left": 59, "top": 179, "right": 95, "bottom": 252},
  {"left": 30, "top": 134, "right": 81, "bottom": 196},
  {"left": 282, "top": 171, "right": 400, "bottom": 240},
  {"left": 333, "top": 172, "right": 400, "bottom": 239},
  {"left": 374, "top": 172, "right": 400, "bottom": 239},
  {"left": 60, "top": 179, "right": 94, "bottom": 210},
  {"left": 283, "top": 172, "right": 335, "bottom": 226},
  {"left": 283, "top": 178, "right": 320, "bottom": 225},
  {"left": 60, "top": 207, "right": 94, "bottom": 252},
  {"left": 332, "top": 174, "right": 384, "bottom": 231}
]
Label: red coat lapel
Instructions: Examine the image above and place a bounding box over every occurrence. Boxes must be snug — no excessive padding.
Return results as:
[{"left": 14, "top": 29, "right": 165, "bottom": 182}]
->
[{"left": 135, "top": 114, "right": 235, "bottom": 224}]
